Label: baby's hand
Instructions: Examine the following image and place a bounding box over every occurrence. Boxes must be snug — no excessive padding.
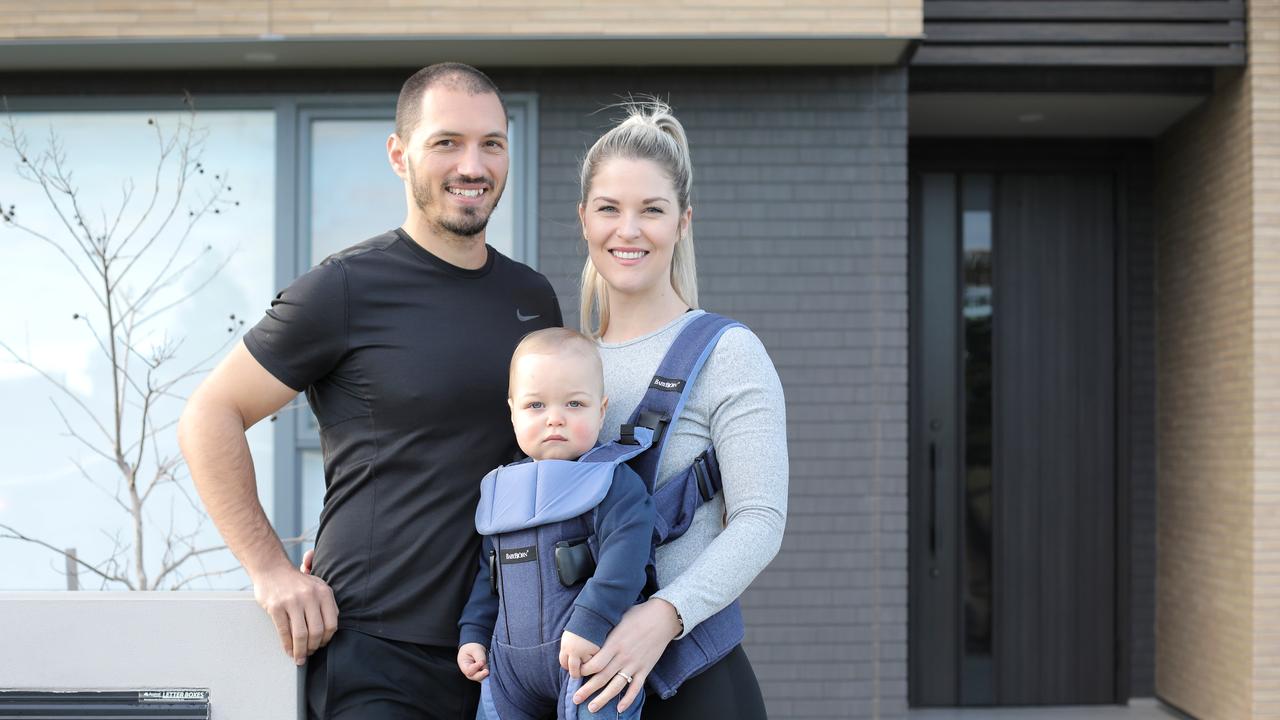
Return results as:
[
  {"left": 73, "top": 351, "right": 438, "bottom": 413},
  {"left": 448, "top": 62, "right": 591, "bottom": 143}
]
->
[
  {"left": 457, "top": 642, "right": 489, "bottom": 682},
  {"left": 559, "top": 630, "right": 601, "bottom": 679}
]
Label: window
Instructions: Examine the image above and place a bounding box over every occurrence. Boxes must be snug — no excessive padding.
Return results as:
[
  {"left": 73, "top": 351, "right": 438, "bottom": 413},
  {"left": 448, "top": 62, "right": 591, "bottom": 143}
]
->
[
  {"left": 0, "top": 109, "right": 275, "bottom": 590},
  {"left": 0, "top": 93, "right": 540, "bottom": 586}
]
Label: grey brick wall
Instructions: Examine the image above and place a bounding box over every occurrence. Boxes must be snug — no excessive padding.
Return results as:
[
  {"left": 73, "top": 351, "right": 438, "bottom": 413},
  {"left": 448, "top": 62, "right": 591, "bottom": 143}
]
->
[{"left": 495, "top": 67, "right": 910, "bottom": 720}]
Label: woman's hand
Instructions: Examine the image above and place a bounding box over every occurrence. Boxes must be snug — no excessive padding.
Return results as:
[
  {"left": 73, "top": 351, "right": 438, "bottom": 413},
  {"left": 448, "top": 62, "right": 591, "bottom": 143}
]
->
[{"left": 573, "top": 598, "right": 682, "bottom": 714}]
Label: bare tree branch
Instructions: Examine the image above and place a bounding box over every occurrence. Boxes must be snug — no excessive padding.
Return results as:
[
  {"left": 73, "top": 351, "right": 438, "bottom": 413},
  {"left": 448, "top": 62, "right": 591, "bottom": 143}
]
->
[
  {"left": 70, "top": 456, "right": 132, "bottom": 516},
  {"left": 0, "top": 523, "right": 135, "bottom": 590},
  {"left": 1, "top": 99, "right": 252, "bottom": 592},
  {"left": 150, "top": 543, "right": 227, "bottom": 591},
  {"left": 0, "top": 347, "right": 120, "bottom": 441},
  {"left": 0, "top": 217, "right": 106, "bottom": 308},
  {"left": 170, "top": 564, "right": 242, "bottom": 591}
]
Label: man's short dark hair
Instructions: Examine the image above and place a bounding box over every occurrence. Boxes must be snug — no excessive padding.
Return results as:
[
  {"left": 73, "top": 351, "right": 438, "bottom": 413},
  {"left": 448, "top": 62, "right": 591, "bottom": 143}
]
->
[{"left": 395, "top": 63, "right": 506, "bottom": 139}]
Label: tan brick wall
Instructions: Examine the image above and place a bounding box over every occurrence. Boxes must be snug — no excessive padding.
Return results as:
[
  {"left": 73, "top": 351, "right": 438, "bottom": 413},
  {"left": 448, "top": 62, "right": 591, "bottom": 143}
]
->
[
  {"left": 1252, "top": 0, "right": 1280, "bottom": 715},
  {"left": 1156, "top": 0, "right": 1280, "bottom": 717},
  {"left": 1, "top": 0, "right": 921, "bottom": 40},
  {"left": 1154, "top": 65, "right": 1255, "bottom": 720}
]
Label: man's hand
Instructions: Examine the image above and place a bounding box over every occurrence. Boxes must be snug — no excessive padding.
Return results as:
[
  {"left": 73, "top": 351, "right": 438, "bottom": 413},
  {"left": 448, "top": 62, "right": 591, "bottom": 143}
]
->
[
  {"left": 559, "top": 630, "right": 601, "bottom": 679},
  {"left": 252, "top": 562, "right": 339, "bottom": 666},
  {"left": 458, "top": 643, "right": 490, "bottom": 681}
]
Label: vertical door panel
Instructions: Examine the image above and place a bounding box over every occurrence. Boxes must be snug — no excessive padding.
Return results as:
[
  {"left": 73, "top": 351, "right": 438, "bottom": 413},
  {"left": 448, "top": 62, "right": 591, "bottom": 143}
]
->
[{"left": 993, "top": 174, "right": 1116, "bottom": 704}]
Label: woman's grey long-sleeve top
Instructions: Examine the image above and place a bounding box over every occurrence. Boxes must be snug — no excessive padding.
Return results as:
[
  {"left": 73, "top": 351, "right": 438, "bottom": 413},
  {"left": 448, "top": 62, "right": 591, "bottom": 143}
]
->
[{"left": 597, "top": 309, "right": 789, "bottom": 638}]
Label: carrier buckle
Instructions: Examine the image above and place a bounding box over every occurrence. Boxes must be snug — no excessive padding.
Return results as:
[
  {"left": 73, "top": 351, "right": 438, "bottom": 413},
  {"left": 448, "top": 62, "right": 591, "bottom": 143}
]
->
[
  {"left": 554, "top": 539, "right": 596, "bottom": 587},
  {"left": 619, "top": 424, "right": 641, "bottom": 445},
  {"left": 488, "top": 549, "right": 498, "bottom": 595},
  {"left": 635, "top": 411, "right": 670, "bottom": 448},
  {"left": 692, "top": 452, "right": 716, "bottom": 502}
]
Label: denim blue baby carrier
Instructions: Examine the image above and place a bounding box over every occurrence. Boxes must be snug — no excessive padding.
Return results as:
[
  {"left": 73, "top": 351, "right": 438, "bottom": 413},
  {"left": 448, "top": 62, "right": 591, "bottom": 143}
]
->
[{"left": 473, "top": 313, "right": 748, "bottom": 720}]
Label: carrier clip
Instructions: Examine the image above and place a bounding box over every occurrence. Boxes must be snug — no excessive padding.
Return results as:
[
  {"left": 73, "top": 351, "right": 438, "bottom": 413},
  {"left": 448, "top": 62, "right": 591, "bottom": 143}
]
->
[
  {"left": 488, "top": 549, "right": 498, "bottom": 595},
  {"left": 634, "top": 411, "right": 670, "bottom": 448},
  {"left": 692, "top": 452, "right": 716, "bottom": 502},
  {"left": 554, "top": 539, "right": 596, "bottom": 587}
]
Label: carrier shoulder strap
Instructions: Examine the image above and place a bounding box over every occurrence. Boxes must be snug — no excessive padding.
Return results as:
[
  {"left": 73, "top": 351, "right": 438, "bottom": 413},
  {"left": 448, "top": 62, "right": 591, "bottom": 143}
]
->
[{"left": 626, "top": 312, "right": 743, "bottom": 493}]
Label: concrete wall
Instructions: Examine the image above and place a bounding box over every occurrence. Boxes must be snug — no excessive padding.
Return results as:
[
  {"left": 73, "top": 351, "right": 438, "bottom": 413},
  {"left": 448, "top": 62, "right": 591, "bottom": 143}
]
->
[
  {"left": 0, "top": 592, "right": 297, "bottom": 719},
  {"left": 2, "top": 1, "right": 922, "bottom": 39},
  {"left": 506, "top": 66, "right": 910, "bottom": 720}
]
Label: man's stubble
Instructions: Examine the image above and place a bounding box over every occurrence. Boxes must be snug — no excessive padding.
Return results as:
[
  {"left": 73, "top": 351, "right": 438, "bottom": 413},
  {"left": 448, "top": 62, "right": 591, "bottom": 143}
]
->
[{"left": 407, "top": 156, "right": 506, "bottom": 244}]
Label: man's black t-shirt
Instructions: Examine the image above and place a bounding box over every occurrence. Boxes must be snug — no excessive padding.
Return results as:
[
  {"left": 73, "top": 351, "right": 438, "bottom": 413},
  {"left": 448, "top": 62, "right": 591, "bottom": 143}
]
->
[{"left": 245, "top": 229, "right": 562, "bottom": 645}]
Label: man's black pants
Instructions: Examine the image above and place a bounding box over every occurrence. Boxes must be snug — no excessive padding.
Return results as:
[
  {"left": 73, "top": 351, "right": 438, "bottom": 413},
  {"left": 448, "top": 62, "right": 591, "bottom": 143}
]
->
[{"left": 307, "top": 629, "right": 480, "bottom": 720}]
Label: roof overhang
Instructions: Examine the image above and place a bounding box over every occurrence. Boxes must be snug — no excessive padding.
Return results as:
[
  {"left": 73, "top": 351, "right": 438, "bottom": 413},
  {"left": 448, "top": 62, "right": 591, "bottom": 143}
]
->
[
  {"left": 910, "top": 92, "right": 1205, "bottom": 138},
  {"left": 0, "top": 35, "right": 918, "bottom": 71}
]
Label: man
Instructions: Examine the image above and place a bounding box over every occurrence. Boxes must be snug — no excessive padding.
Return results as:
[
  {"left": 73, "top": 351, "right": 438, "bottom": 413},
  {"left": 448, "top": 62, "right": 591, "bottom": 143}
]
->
[{"left": 178, "top": 63, "right": 562, "bottom": 719}]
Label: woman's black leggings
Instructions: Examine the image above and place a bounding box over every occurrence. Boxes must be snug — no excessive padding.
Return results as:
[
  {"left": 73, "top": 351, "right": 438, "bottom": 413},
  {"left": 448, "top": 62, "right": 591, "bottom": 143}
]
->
[{"left": 641, "top": 645, "right": 768, "bottom": 720}]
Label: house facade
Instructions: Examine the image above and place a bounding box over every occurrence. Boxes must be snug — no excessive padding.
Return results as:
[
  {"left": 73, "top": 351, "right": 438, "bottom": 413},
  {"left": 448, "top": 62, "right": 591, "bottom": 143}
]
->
[{"left": 0, "top": 1, "right": 1276, "bottom": 718}]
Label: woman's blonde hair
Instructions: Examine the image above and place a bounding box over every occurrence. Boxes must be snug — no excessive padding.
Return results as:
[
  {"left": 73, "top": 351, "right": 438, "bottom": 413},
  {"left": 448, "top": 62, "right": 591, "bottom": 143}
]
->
[{"left": 578, "top": 99, "right": 698, "bottom": 338}]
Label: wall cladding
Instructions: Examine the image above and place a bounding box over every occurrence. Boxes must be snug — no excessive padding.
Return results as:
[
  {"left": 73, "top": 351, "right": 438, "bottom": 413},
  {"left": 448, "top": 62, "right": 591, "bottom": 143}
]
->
[
  {"left": 1154, "top": 0, "right": 1280, "bottom": 715},
  {"left": 916, "top": 0, "right": 1246, "bottom": 66},
  {"left": 1154, "top": 67, "right": 1255, "bottom": 720},
  {"left": 497, "top": 67, "right": 909, "bottom": 719},
  {"left": 0, "top": 0, "right": 921, "bottom": 39},
  {"left": 1249, "top": 0, "right": 1280, "bottom": 715}
]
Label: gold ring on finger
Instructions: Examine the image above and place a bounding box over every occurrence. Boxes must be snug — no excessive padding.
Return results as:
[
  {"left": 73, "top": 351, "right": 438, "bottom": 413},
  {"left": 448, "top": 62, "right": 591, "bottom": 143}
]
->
[{"left": 616, "top": 671, "right": 633, "bottom": 684}]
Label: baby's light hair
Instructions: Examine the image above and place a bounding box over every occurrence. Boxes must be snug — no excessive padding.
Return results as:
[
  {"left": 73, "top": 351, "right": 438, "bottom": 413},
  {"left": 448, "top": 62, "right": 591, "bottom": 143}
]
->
[{"left": 508, "top": 327, "right": 604, "bottom": 397}]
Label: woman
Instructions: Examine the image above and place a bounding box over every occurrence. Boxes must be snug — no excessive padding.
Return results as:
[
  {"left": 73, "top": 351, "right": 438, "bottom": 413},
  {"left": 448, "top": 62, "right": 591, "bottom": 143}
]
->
[{"left": 570, "top": 101, "right": 788, "bottom": 720}]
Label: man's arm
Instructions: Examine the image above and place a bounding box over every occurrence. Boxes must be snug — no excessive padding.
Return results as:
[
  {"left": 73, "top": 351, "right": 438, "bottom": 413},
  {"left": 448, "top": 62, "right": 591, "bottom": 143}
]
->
[{"left": 178, "top": 340, "right": 338, "bottom": 666}]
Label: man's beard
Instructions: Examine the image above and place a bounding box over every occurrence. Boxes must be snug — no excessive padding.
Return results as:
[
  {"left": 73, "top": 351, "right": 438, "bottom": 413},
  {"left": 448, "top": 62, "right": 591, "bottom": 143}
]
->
[{"left": 408, "top": 159, "right": 502, "bottom": 239}]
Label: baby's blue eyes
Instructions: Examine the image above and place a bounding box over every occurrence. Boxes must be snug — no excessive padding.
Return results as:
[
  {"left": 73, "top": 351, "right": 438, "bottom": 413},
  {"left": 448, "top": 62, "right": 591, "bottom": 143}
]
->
[{"left": 525, "top": 400, "right": 586, "bottom": 409}]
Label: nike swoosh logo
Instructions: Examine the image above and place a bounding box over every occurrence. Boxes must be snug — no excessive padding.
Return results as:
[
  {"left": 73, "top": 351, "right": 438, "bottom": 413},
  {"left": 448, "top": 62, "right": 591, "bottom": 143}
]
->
[{"left": 517, "top": 311, "right": 541, "bottom": 322}]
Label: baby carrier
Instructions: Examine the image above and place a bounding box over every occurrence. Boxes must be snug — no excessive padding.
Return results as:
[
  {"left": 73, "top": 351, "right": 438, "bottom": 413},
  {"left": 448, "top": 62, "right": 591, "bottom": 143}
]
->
[{"left": 472, "top": 313, "right": 748, "bottom": 719}]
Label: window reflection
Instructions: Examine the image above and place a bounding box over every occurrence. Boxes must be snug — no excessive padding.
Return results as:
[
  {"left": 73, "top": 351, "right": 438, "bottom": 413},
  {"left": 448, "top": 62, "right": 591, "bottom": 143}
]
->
[
  {"left": 309, "top": 116, "right": 518, "bottom": 265},
  {"left": 301, "top": 450, "right": 325, "bottom": 540},
  {"left": 0, "top": 111, "right": 274, "bottom": 590},
  {"left": 961, "top": 173, "right": 994, "bottom": 703}
]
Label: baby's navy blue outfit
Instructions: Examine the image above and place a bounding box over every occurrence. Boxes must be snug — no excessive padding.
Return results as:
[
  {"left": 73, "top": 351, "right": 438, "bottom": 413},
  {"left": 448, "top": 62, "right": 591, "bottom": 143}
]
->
[{"left": 459, "top": 444, "right": 656, "bottom": 720}]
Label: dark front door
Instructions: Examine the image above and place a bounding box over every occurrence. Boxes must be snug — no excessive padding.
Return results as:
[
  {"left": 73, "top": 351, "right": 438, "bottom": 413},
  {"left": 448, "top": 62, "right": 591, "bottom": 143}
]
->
[{"left": 909, "top": 170, "right": 1117, "bottom": 706}]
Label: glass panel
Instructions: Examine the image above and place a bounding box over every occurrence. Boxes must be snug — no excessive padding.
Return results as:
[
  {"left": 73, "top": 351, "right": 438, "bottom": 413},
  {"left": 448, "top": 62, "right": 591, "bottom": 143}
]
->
[
  {"left": 960, "top": 173, "right": 994, "bottom": 704},
  {"left": 296, "top": 110, "right": 525, "bottom": 529},
  {"left": 0, "top": 110, "right": 275, "bottom": 590},
  {"left": 301, "top": 450, "right": 325, "bottom": 542},
  {"left": 308, "top": 115, "right": 518, "bottom": 266}
]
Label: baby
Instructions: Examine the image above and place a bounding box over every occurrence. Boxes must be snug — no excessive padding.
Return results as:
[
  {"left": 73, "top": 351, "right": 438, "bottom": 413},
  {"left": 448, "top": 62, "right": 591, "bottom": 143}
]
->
[{"left": 457, "top": 327, "right": 654, "bottom": 720}]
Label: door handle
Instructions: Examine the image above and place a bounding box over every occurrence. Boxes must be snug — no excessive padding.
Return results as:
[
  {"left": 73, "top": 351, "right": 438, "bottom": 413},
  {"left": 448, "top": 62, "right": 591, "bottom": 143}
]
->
[{"left": 928, "top": 441, "right": 938, "bottom": 557}]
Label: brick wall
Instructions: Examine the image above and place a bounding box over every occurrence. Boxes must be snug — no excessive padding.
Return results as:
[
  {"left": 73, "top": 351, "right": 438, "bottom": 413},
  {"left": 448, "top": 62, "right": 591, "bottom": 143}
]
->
[
  {"left": 1154, "top": 0, "right": 1280, "bottom": 715},
  {"left": 2, "top": 0, "right": 922, "bottom": 39},
  {"left": 1153, "top": 60, "right": 1256, "bottom": 720},
  {"left": 503, "top": 66, "right": 909, "bottom": 720},
  {"left": 1250, "top": 0, "right": 1280, "bottom": 716}
]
